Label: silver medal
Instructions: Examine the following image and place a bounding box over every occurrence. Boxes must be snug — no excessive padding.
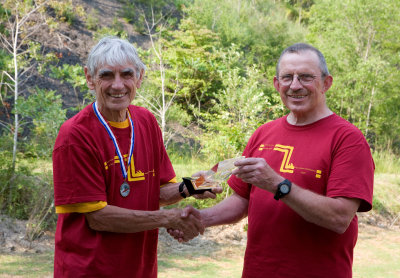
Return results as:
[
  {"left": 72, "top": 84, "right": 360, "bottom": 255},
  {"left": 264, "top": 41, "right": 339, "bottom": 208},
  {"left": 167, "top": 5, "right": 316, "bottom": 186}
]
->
[{"left": 120, "top": 182, "right": 130, "bottom": 197}]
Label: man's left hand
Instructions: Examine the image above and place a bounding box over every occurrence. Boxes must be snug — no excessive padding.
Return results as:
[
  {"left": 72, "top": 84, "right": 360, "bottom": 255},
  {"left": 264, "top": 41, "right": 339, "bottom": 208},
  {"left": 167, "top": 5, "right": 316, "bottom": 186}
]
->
[{"left": 232, "top": 157, "right": 283, "bottom": 193}]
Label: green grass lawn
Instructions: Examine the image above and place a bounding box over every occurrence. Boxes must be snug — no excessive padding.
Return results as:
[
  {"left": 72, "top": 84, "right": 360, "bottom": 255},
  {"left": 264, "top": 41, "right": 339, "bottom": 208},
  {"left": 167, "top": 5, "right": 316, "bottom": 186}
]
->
[{"left": 0, "top": 252, "right": 54, "bottom": 277}]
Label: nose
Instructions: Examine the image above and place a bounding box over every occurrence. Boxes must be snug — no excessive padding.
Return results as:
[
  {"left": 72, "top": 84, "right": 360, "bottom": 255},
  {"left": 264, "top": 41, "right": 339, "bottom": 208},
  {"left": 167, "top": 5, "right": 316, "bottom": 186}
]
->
[
  {"left": 111, "top": 74, "right": 124, "bottom": 90},
  {"left": 289, "top": 75, "right": 302, "bottom": 90}
]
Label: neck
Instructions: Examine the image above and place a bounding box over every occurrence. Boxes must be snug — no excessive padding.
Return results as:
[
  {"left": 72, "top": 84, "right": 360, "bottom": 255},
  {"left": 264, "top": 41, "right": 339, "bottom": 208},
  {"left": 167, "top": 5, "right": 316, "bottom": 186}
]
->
[
  {"left": 287, "top": 108, "right": 333, "bottom": 126},
  {"left": 97, "top": 104, "right": 127, "bottom": 122}
]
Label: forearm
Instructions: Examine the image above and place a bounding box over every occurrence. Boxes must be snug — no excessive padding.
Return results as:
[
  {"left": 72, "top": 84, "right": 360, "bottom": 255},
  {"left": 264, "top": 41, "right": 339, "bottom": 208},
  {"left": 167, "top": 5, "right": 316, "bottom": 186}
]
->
[
  {"left": 85, "top": 205, "right": 172, "bottom": 233},
  {"left": 233, "top": 158, "right": 360, "bottom": 234},
  {"left": 201, "top": 192, "right": 248, "bottom": 228},
  {"left": 159, "top": 182, "right": 186, "bottom": 207},
  {"left": 282, "top": 183, "right": 361, "bottom": 234}
]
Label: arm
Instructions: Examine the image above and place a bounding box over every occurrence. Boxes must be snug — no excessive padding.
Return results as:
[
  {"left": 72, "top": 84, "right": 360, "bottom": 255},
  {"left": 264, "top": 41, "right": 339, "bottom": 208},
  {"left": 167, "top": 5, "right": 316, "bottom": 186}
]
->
[
  {"left": 200, "top": 192, "right": 249, "bottom": 228},
  {"left": 85, "top": 205, "right": 204, "bottom": 241},
  {"left": 233, "top": 158, "right": 360, "bottom": 234}
]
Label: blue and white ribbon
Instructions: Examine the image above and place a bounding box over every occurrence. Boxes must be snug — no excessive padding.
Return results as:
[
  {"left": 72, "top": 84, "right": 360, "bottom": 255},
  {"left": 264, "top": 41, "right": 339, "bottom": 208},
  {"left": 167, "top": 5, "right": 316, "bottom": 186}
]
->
[{"left": 93, "top": 101, "right": 134, "bottom": 180}]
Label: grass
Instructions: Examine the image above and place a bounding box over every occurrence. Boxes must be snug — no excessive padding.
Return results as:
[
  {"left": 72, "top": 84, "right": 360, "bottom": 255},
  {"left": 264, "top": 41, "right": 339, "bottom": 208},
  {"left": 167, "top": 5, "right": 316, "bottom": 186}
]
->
[
  {"left": 0, "top": 252, "right": 53, "bottom": 277},
  {"left": 158, "top": 250, "right": 245, "bottom": 278},
  {"left": 353, "top": 226, "right": 400, "bottom": 277}
]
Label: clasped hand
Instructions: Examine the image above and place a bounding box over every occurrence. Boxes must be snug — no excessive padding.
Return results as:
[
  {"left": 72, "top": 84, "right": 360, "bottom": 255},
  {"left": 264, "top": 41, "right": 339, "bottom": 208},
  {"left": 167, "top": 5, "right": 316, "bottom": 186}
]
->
[{"left": 167, "top": 206, "right": 201, "bottom": 242}]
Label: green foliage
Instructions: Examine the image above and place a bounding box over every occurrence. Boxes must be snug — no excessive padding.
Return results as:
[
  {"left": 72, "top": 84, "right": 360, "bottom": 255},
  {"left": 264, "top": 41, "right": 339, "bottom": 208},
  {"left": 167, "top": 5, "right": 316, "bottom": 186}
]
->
[
  {"left": 186, "top": 0, "right": 305, "bottom": 69},
  {"left": 0, "top": 152, "right": 56, "bottom": 239},
  {"left": 93, "top": 26, "right": 128, "bottom": 41},
  {"left": 86, "top": 9, "right": 100, "bottom": 31},
  {"left": 118, "top": 0, "right": 186, "bottom": 33},
  {"left": 48, "top": 0, "right": 85, "bottom": 25},
  {"left": 199, "top": 46, "right": 279, "bottom": 161},
  {"left": 49, "top": 63, "right": 87, "bottom": 91},
  {"left": 373, "top": 149, "right": 400, "bottom": 175},
  {"left": 281, "top": 0, "right": 314, "bottom": 25},
  {"left": 307, "top": 0, "right": 400, "bottom": 151},
  {"left": 17, "top": 88, "right": 66, "bottom": 158}
]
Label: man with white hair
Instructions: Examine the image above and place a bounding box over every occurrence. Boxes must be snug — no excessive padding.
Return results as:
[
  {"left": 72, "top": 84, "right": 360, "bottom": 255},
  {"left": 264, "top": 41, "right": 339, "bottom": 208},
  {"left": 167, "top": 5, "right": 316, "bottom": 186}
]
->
[{"left": 52, "top": 36, "right": 221, "bottom": 277}]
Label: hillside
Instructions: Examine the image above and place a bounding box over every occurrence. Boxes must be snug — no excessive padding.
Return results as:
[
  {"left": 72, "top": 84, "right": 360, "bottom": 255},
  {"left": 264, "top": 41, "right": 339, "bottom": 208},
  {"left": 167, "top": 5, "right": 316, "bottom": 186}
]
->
[{"left": 27, "top": 0, "right": 151, "bottom": 116}]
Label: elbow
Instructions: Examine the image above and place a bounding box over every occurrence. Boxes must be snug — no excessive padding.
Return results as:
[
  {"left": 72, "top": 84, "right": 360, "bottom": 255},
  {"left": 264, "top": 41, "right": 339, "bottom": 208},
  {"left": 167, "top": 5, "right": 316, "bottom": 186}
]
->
[
  {"left": 328, "top": 216, "right": 353, "bottom": 234},
  {"left": 85, "top": 211, "right": 106, "bottom": 231},
  {"left": 331, "top": 224, "right": 348, "bottom": 235}
]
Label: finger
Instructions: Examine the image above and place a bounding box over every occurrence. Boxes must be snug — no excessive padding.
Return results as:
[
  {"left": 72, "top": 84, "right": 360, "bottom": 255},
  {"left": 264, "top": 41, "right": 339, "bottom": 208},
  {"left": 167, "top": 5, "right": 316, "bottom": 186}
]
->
[
  {"left": 234, "top": 157, "right": 258, "bottom": 167},
  {"left": 191, "top": 170, "right": 209, "bottom": 178},
  {"left": 168, "top": 229, "right": 184, "bottom": 239},
  {"left": 188, "top": 214, "right": 205, "bottom": 235},
  {"left": 181, "top": 205, "right": 196, "bottom": 218},
  {"left": 211, "top": 186, "right": 223, "bottom": 194},
  {"left": 185, "top": 205, "right": 201, "bottom": 220},
  {"left": 193, "top": 192, "right": 214, "bottom": 199}
]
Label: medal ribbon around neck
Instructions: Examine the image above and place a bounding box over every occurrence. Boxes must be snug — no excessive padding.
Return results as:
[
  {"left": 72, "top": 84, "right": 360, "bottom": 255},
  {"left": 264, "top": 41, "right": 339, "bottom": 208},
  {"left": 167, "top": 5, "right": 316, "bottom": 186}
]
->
[{"left": 92, "top": 101, "right": 134, "bottom": 181}]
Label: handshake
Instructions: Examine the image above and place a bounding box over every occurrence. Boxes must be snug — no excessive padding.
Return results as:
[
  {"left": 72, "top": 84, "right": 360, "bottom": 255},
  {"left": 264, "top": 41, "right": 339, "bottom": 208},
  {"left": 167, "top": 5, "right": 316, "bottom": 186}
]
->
[
  {"left": 165, "top": 157, "right": 246, "bottom": 242},
  {"left": 165, "top": 205, "right": 205, "bottom": 243}
]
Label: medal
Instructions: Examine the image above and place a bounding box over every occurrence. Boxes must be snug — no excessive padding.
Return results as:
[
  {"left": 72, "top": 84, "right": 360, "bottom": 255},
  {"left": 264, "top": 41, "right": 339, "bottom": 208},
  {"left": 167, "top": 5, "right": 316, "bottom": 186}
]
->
[
  {"left": 120, "top": 181, "right": 130, "bottom": 197},
  {"left": 93, "top": 102, "right": 134, "bottom": 197}
]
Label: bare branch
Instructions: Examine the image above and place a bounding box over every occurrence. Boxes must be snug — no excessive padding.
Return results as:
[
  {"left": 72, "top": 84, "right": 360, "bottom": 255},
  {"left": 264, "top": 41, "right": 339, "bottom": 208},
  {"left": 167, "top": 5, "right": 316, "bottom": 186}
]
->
[
  {"left": 0, "top": 33, "right": 14, "bottom": 51},
  {"left": 137, "top": 92, "right": 162, "bottom": 115},
  {"left": 0, "top": 121, "right": 12, "bottom": 131},
  {"left": 18, "top": 1, "right": 49, "bottom": 27},
  {"left": 1, "top": 71, "right": 16, "bottom": 83}
]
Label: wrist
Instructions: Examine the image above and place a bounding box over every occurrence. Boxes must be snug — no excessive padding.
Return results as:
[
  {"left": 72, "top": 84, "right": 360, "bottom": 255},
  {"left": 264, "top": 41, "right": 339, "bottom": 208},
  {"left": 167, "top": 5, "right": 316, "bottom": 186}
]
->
[
  {"left": 274, "top": 179, "right": 292, "bottom": 200},
  {"left": 160, "top": 208, "right": 179, "bottom": 228},
  {"left": 179, "top": 181, "right": 190, "bottom": 198}
]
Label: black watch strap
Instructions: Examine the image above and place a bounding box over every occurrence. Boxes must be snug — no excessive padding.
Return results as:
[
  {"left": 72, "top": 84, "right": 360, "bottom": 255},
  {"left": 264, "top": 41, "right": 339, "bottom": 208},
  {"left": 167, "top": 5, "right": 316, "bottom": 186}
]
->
[
  {"left": 274, "top": 179, "right": 292, "bottom": 200},
  {"left": 179, "top": 181, "right": 187, "bottom": 198}
]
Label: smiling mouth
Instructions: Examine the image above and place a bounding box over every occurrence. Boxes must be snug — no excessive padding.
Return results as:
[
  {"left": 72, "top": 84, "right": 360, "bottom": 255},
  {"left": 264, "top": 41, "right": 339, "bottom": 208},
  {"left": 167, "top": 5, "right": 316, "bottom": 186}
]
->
[
  {"left": 108, "top": 92, "right": 127, "bottom": 98},
  {"left": 288, "top": 95, "right": 307, "bottom": 99}
]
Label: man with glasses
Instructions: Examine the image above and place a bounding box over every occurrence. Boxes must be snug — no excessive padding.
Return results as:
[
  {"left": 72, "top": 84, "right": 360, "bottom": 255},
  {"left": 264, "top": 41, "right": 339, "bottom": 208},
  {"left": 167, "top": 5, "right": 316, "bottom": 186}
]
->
[{"left": 173, "top": 43, "right": 374, "bottom": 277}]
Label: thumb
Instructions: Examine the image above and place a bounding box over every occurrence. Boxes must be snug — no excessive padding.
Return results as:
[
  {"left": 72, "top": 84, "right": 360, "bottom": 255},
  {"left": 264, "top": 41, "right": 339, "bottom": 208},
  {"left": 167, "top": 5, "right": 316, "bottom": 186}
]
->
[
  {"left": 184, "top": 205, "right": 201, "bottom": 220},
  {"left": 181, "top": 205, "right": 193, "bottom": 218}
]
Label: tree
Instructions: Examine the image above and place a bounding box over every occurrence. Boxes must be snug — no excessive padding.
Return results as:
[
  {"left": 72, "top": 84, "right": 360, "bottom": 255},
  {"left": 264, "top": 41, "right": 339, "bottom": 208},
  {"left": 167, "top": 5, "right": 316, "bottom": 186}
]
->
[
  {"left": 186, "top": 0, "right": 305, "bottom": 70},
  {"left": 0, "top": 0, "right": 52, "bottom": 172},
  {"left": 200, "top": 45, "right": 276, "bottom": 161},
  {"left": 136, "top": 16, "right": 222, "bottom": 148},
  {"left": 307, "top": 0, "right": 400, "bottom": 151}
]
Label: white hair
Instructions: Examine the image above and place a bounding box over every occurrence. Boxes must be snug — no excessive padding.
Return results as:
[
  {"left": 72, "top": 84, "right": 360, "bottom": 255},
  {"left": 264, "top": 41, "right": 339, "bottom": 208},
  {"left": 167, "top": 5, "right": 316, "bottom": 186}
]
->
[{"left": 86, "top": 36, "right": 146, "bottom": 77}]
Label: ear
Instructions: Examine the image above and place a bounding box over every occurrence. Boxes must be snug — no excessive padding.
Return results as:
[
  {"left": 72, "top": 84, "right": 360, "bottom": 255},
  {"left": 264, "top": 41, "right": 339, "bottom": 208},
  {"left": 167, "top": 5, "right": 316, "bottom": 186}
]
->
[
  {"left": 322, "top": 75, "right": 333, "bottom": 94},
  {"left": 135, "top": 69, "right": 145, "bottom": 89},
  {"left": 84, "top": 67, "right": 95, "bottom": 90},
  {"left": 273, "top": 76, "right": 280, "bottom": 92}
]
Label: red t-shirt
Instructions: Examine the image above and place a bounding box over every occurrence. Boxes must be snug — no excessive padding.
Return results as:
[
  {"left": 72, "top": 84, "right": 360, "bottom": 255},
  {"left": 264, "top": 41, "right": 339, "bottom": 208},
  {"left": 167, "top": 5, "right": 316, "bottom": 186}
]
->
[
  {"left": 229, "top": 114, "right": 374, "bottom": 278},
  {"left": 53, "top": 104, "right": 175, "bottom": 277}
]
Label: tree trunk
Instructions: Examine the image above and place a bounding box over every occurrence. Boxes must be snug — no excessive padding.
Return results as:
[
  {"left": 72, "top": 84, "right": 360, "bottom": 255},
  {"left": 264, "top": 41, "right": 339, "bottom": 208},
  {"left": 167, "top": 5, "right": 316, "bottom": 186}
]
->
[
  {"left": 365, "top": 86, "right": 375, "bottom": 139},
  {"left": 11, "top": 18, "right": 20, "bottom": 173}
]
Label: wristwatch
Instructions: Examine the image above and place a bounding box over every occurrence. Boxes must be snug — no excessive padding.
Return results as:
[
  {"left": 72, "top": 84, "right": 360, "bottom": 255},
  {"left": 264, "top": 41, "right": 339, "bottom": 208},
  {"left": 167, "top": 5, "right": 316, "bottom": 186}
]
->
[
  {"left": 179, "top": 181, "right": 188, "bottom": 198},
  {"left": 274, "top": 179, "right": 292, "bottom": 200}
]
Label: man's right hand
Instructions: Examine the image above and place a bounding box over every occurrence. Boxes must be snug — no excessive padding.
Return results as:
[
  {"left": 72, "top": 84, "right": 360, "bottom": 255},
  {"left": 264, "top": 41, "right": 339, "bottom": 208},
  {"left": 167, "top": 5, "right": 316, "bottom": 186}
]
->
[
  {"left": 167, "top": 205, "right": 203, "bottom": 242},
  {"left": 166, "top": 205, "right": 204, "bottom": 242}
]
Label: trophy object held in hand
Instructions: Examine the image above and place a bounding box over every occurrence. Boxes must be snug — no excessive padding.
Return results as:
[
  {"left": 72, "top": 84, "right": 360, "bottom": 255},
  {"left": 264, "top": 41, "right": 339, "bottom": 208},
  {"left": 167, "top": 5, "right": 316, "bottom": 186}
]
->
[{"left": 183, "top": 156, "right": 245, "bottom": 195}]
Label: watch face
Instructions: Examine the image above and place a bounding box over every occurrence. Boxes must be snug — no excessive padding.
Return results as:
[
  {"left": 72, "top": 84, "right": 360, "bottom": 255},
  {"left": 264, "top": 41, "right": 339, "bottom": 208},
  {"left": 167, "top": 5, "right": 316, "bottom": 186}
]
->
[{"left": 280, "top": 184, "right": 290, "bottom": 194}]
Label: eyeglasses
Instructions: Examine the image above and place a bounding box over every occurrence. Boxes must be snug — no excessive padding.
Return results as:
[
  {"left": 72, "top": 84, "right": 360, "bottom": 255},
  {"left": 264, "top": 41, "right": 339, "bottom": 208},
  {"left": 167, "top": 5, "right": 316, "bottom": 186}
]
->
[{"left": 278, "top": 74, "right": 318, "bottom": 86}]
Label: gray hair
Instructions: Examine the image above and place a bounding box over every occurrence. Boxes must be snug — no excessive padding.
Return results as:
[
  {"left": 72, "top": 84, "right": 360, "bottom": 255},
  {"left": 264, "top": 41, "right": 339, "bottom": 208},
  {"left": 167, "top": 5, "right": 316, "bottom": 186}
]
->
[
  {"left": 86, "top": 36, "right": 146, "bottom": 78},
  {"left": 276, "top": 43, "right": 329, "bottom": 77}
]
